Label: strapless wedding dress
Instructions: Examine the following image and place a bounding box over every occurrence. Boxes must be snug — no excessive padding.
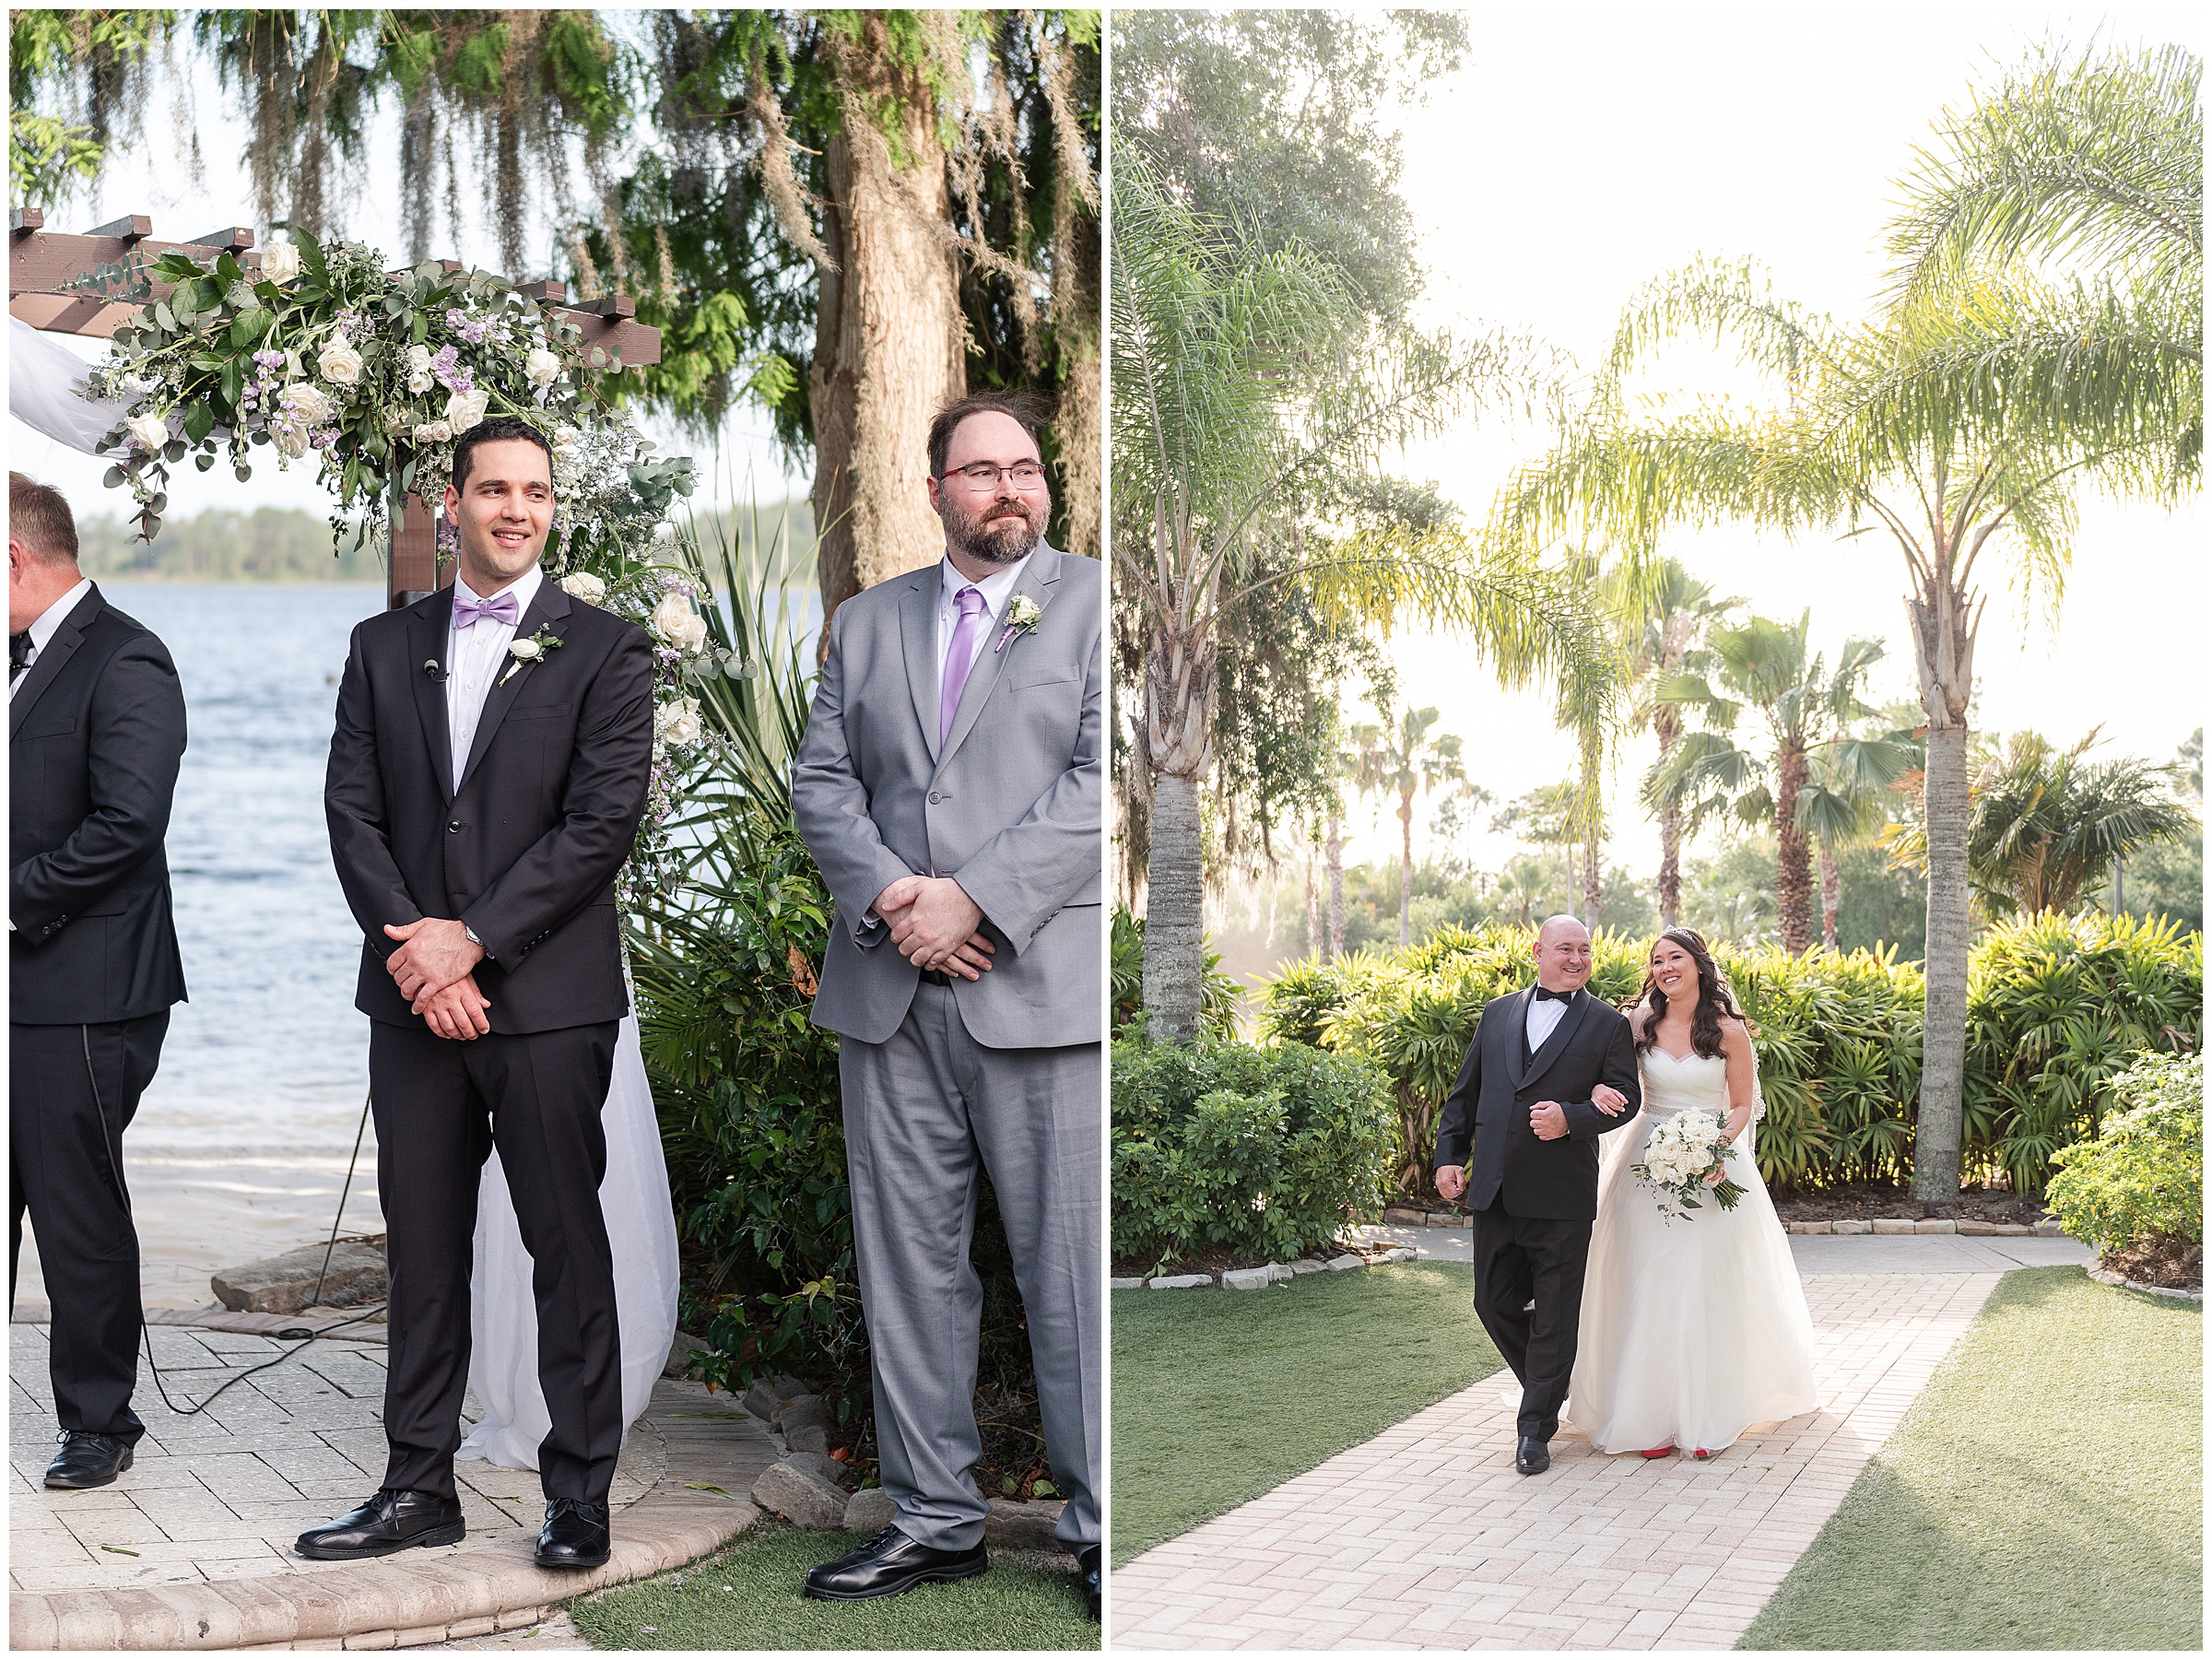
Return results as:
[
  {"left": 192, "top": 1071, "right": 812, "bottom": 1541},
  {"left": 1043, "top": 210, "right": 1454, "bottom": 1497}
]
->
[{"left": 1565, "top": 1049, "right": 1818, "bottom": 1454}]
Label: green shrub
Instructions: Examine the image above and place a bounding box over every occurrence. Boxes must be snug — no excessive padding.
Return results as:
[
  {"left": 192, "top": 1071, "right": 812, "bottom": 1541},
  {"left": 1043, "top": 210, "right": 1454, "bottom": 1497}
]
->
[
  {"left": 2044, "top": 1053, "right": 2204, "bottom": 1251},
  {"left": 1256, "top": 915, "right": 2200, "bottom": 1199},
  {"left": 1112, "top": 905, "right": 1241, "bottom": 1038},
  {"left": 1112, "top": 1039, "right": 1395, "bottom": 1270}
]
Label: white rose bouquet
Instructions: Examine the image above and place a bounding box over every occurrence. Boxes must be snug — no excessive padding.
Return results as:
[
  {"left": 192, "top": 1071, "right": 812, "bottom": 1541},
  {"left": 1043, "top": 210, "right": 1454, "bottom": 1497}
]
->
[{"left": 1631, "top": 1109, "right": 1747, "bottom": 1222}]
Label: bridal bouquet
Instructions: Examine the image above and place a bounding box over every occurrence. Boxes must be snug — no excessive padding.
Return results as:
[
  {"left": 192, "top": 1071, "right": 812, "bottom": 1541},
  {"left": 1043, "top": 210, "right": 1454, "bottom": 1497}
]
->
[{"left": 1632, "top": 1110, "right": 1747, "bottom": 1222}]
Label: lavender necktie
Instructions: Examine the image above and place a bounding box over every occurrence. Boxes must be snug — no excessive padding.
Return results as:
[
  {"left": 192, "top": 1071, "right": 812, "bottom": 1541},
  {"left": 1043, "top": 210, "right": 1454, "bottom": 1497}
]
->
[{"left": 940, "top": 586, "right": 989, "bottom": 746}]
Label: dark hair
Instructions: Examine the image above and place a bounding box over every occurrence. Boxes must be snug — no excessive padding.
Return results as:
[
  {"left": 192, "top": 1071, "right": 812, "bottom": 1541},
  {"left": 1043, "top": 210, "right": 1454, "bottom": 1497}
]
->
[
  {"left": 8, "top": 472, "right": 79, "bottom": 566},
  {"left": 927, "top": 391, "right": 1053, "bottom": 477},
  {"left": 451, "top": 417, "right": 554, "bottom": 493},
  {"left": 1630, "top": 926, "right": 1748, "bottom": 1059}
]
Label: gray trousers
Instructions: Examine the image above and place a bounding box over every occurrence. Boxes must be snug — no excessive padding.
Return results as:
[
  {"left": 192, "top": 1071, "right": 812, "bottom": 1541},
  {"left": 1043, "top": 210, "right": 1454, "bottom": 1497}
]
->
[{"left": 839, "top": 981, "right": 1101, "bottom": 1552}]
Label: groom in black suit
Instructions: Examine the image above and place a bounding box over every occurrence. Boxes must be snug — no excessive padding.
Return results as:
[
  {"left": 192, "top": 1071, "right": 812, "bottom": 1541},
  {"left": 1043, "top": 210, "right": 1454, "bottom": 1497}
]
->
[
  {"left": 1434, "top": 915, "right": 1640, "bottom": 1475},
  {"left": 9, "top": 472, "right": 188, "bottom": 1490},
  {"left": 310, "top": 418, "right": 654, "bottom": 1569}
]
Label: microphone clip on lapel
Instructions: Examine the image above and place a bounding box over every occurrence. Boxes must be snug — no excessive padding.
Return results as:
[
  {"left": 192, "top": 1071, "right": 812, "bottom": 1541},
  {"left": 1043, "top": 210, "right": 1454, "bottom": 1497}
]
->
[{"left": 424, "top": 659, "right": 445, "bottom": 681}]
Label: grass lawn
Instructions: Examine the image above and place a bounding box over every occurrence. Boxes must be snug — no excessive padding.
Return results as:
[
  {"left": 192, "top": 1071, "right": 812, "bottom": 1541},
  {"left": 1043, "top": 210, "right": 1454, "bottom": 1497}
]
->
[
  {"left": 1741, "top": 1266, "right": 2202, "bottom": 1650},
  {"left": 570, "top": 1519, "right": 1098, "bottom": 1650},
  {"left": 1111, "top": 1261, "right": 1501, "bottom": 1565}
]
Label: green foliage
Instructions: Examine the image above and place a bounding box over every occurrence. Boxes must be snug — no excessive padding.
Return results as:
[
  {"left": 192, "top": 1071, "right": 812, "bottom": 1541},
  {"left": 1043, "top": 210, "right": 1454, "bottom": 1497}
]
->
[
  {"left": 74, "top": 508, "right": 385, "bottom": 582},
  {"left": 1256, "top": 916, "right": 2201, "bottom": 1198},
  {"left": 10, "top": 110, "right": 102, "bottom": 206},
  {"left": 1111, "top": 906, "right": 1240, "bottom": 1040},
  {"left": 2044, "top": 1053, "right": 2203, "bottom": 1253},
  {"left": 1111, "top": 1039, "right": 1395, "bottom": 1271}
]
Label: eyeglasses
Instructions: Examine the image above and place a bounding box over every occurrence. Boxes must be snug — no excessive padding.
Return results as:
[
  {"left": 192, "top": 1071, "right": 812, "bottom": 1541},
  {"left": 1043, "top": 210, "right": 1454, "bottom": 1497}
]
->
[{"left": 938, "top": 460, "right": 1048, "bottom": 490}]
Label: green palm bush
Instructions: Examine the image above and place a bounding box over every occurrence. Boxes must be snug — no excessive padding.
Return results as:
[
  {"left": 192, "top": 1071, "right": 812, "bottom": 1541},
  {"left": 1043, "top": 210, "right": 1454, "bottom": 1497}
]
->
[{"left": 2044, "top": 1053, "right": 2203, "bottom": 1254}]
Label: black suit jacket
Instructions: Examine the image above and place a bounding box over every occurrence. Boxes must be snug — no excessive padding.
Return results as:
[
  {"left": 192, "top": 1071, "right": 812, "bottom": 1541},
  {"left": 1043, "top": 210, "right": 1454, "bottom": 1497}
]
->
[
  {"left": 324, "top": 578, "right": 654, "bottom": 1034},
  {"left": 10, "top": 585, "right": 189, "bottom": 1025},
  {"left": 1431, "top": 987, "right": 1642, "bottom": 1221}
]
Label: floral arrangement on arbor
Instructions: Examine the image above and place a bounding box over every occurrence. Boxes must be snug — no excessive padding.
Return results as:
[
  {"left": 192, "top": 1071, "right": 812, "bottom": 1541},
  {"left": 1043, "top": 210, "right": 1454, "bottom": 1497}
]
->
[{"left": 85, "top": 229, "right": 747, "bottom": 895}]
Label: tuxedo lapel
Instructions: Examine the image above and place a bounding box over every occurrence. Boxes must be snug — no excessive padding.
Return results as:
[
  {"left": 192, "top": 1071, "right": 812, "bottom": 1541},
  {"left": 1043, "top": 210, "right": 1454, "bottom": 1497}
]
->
[
  {"left": 1523, "top": 991, "right": 1596, "bottom": 1093},
  {"left": 935, "top": 543, "right": 1063, "bottom": 777},
  {"left": 407, "top": 590, "right": 457, "bottom": 806},
  {"left": 899, "top": 571, "right": 941, "bottom": 762},
  {"left": 1505, "top": 986, "right": 1536, "bottom": 1089},
  {"left": 9, "top": 586, "right": 101, "bottom": 737},
  {"left": 456, "top": 581, "right": 571, "bottom": 796}
]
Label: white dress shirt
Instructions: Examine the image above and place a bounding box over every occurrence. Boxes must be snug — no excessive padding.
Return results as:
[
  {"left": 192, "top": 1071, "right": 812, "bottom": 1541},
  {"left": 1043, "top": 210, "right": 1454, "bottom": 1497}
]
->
[
  {"left": 9, "top": 576, "right": 94, "bottom": 701},
  {"left": 1525, "top": 987, "right": 1575, "bottom": 1053},
  {"left": 445, "top": 564, "right": 542, "bottom": 794},
  {"left": 935, "top": 550, "right": 1031, "bottom": 689}
]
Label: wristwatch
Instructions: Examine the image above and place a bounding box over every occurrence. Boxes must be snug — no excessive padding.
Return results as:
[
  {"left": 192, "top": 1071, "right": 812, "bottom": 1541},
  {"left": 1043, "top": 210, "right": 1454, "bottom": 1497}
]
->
[{"left": 465, "top": 923, "right": 492, "bottom": 960}]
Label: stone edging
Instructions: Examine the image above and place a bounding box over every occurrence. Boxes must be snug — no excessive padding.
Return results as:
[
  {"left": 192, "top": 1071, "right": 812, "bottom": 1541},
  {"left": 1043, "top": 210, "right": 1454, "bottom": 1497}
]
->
[
  {"left": 2084, "top": 1263, "right": 2204, "bottom": 1301},
  {"left": 1783, "top": 1219, "right": 2067, "bottom": 1237},
  {"left": 1110, "top": 1245, "right": 1418, "bottom": 1291}
]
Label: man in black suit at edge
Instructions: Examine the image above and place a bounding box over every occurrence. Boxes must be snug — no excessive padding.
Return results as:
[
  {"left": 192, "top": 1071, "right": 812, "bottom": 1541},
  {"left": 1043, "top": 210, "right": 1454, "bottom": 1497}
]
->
[
  {"left": 9, "top": 471, "right": 188, "bottom": 1491},
  {"left": 1432, "top": 915, "right": 1641, "bottom": 1476},
  {"left": 305, "top": 417, "right": 654, "bottom": 1570}
]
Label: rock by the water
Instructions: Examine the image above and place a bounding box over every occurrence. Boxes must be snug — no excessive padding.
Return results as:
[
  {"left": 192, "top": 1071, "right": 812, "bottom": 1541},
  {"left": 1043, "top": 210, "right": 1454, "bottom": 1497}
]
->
[
  {"left": 752, "top": 1458, "right": 849, "bottom": 1529},
  {"left": 210, "top": 1242, "right": 387, "bottom": 1315}
]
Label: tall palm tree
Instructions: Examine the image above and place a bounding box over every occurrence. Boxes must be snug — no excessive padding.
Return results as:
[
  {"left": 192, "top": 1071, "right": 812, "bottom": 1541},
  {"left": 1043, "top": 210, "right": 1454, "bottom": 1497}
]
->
[
  {"left": 1886, "top": 728, "right": 2199, "bottom": 918},
  {"left": 1351, "top": 706, "right": 1470, "bottom": 949},
  {"left": 1643, "top": 613, "right": 1886, "bottom": 955},
  {"left": 1798, "top": 722, "right": 1920, "bottom": 951},
  {"left": 1112, "top": 152, "right": 1602, "bottom": 1042}
]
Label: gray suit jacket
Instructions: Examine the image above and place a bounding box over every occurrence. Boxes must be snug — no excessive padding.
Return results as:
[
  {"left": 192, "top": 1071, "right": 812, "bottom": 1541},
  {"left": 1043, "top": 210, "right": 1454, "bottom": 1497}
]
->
[{"left": 793, "top": 544, "right": 1102, "bottom": 1048}]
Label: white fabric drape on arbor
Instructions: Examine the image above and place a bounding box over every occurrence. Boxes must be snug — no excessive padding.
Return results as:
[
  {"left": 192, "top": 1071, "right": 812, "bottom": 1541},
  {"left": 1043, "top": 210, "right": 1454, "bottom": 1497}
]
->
[{"left": 8, "top": 315, "right": 128, "bottom": 451}]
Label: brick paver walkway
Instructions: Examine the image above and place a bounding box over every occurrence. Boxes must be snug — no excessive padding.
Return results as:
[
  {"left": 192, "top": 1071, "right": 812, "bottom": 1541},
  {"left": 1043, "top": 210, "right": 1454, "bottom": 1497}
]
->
[{"left": 1110, "top": 1271, "right": 2004, "bottom": 1651}]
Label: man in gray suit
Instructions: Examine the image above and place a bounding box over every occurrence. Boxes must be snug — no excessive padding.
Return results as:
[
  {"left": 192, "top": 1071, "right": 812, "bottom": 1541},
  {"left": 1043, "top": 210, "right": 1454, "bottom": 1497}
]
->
[{"left": 793, "top": 393, "right": 1101, "bottom": 1615}]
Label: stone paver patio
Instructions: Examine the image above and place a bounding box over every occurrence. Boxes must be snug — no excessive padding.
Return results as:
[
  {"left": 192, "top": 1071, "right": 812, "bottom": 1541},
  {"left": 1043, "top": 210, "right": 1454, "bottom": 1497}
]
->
[{"left": 1110, "top": 1265, "right": 2041, "bottom": 1651}]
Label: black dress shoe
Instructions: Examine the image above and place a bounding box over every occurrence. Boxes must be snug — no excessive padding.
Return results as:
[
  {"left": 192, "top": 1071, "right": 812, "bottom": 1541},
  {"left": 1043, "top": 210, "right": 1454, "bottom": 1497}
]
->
[
  {"left": 295, "top": 1489, "right": 465, "bottom": 1560},
  {"left": 1077, "top": 1543, "right": 1101, "bottom": 1619},
  {"left": 804, "top": 1526, "right": 988, "bottom": 1601},
  {"left": 536, "top": 1498, "right": 611, "bottom": 1569},
  {"left": 44, "top": 1432, "right": 134, "bottom": 1489},
  {"left": 1515, "top": 1435, "right": 1551, "bottom": 1476}
]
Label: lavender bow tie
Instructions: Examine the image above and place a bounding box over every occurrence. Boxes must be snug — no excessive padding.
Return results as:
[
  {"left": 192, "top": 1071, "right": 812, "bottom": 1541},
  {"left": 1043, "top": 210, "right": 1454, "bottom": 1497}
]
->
[{"left": 453, "top": 587, "right": 521, "bottom": 629}]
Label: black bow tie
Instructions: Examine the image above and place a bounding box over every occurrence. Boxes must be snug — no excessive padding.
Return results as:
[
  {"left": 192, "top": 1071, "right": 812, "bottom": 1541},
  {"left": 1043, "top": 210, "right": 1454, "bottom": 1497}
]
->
[
  {"left": 1532, "top": 985, "right": 1575, "bottom": 1004},
  {"left": 8, "top": 632, "right": 29, "bottom": 682}
]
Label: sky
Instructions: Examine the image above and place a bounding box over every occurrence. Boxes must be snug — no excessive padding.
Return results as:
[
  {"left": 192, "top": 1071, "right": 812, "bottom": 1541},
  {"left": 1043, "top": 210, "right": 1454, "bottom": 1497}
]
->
[
  {"left": 7, "top": 19, "right": 807, "bottom": 526},
  {"left": 1313, "top": 1, "right": 2206, "bottom": 883}
]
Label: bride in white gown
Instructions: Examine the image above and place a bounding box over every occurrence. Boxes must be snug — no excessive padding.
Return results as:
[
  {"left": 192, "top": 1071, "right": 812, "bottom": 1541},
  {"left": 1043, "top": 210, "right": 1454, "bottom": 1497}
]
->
[{"left": 1566, "top": 927, "right": 1818, "bottom": 1458}]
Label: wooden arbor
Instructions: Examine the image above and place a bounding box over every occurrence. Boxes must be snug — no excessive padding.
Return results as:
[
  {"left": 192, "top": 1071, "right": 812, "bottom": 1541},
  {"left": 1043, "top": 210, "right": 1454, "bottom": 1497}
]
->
[{"left": 9, "top": 209, "right": 661, "bottom": 608}]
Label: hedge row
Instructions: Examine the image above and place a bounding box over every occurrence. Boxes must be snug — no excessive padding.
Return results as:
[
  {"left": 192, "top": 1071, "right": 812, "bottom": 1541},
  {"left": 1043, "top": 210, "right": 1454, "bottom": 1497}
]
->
[{"left": 1256, "top": 913, "right": 2201, "bottom": 1197}]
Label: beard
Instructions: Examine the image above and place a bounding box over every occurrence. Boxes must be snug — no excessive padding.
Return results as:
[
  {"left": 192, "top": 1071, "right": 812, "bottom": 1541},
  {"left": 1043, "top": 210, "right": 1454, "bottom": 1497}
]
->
[{"left": 939, "top": 488, "right": 1047, "bottom": 565}]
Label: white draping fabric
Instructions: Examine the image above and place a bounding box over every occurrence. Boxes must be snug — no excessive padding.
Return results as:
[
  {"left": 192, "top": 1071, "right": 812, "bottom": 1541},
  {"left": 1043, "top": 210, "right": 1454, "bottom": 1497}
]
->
[
  {"left": 7, "top": 315, "right": 127, "bottom": 452},
  {"left": 458, "top": 1012, "right": 681, "bottom": 1468}
]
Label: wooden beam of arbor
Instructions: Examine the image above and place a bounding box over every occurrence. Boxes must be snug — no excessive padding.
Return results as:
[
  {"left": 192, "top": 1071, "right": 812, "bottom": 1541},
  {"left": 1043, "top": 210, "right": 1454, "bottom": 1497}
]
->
[{"left": 8, "top": 216, "right": 659, "bottom": 365}]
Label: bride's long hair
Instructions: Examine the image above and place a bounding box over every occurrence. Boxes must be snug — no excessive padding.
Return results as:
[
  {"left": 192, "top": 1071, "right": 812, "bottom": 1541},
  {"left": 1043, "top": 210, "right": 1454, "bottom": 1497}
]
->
[{"left": 1630, "top": 926, "right": 1748, "bottom": 1059}]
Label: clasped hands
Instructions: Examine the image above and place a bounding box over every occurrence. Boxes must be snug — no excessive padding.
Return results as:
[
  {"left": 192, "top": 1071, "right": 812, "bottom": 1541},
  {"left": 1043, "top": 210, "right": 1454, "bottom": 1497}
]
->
[
  {"left": 384, "top": 916, "right": 489, "bottom": 1042},
  {"left": 873, "top": 875, "right": 996, "bottom": 980}
]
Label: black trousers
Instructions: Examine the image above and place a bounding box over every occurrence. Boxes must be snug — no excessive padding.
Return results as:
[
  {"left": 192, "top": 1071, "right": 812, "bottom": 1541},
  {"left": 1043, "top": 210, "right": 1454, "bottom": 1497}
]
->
[
  {"left": 369, "top": 1018, "right": 621, "bottom": 1503},
  {"left": 10, "top": 1013, "right": 170, "bottom": 1444},
  {"left": 1470, "top": 1200, "right": 1592, "bottom": 1442}
]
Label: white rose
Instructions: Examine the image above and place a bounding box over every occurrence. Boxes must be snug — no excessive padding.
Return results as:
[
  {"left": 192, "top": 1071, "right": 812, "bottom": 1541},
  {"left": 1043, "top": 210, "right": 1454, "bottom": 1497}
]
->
[
  {"left": 509, "top": 636, "right": 543, "bottom": 663},
  {"left": 524, "top": 347, "right": 562, "bottom": 389},
  {"left": 445, "top": 387, "right": 491, "bottom": 435},
  {"left": 650, "top": 594, "right": 709, "bottom": 653},
  {"left": 119, "top": 371, "right": 159, "bottom": 398},
  {"left": 272, "top": 424, "right": 312, "bottom": 460},
  {"left": 124, "top": 410, "right": 171, "bottom": 451},
  {"left": 413, "top": 420, "right": 453, "bottom": 444},
  {"left": 317, "top": 337, "right": 364, "bottom": 386},
  {"left": 552, "top": 424, "right": 582, "bottom": 452},
  {"left": 654, "top": 697, "right": 702, "bottom": 748},
  {"left": 405, "top": 344, "right": 435, "bottom": 394},
  {"left": 258, "top": 241, "right": 302, "bottom": 285},
  {"left": 559, "top": 571, "right": 606, "bottom": 606},
  {"left": 280, "top": 382, "right": 334, "bottom": 425}
]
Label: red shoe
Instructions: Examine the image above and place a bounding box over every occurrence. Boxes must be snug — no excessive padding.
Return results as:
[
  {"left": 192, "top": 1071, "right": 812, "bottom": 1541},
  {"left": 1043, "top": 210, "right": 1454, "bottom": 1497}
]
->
[
  {"left": 1691, "top": 1447, "right": 1714, "bottom": 1461},
  {"left": 1640, "top": 1445, "right": 1674, "bottom": 1459}
]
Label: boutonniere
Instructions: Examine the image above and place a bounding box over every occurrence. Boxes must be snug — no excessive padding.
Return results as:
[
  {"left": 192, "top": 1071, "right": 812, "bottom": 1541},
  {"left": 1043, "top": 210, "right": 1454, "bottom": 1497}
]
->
[
  {"left": 994, "top": 594, "right": 1043, "bottom": 653},
  {"left": 499, "top": 624, "right": 563, "bottom": 685}
]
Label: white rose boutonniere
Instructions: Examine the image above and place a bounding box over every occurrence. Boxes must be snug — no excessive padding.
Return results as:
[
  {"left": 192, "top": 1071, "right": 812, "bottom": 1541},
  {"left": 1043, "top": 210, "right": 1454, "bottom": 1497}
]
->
[
  {"left": 994, "top": 593, "right": 1043, "bottom": 653},
  {"left": 258, "top": 241, "right": 302, "bottom": 285},
  {"left": 651, "top": 593, "right": 710, "bottom": 653},
  {"left": 317, "top": 337, "right": 364, "bottom": 386},
  {"left": 445, "top": 387, "right": 491, "bottom": 435},
  {"left": 499, "top": 624, "right": 564, "bottom": 686},
  {"left": 559, "top": 571, "right": 606, "bottom": 606}
]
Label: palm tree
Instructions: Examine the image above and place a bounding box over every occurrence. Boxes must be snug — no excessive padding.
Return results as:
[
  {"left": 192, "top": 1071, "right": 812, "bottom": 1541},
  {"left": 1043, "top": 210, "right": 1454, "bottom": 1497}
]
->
[
  {"left": 1350, "top": 706, "right": 1470, "bottom": 949},
  {"left": 1643, "top": 613, "right": 1887, "bottom": 955},
  {"left": 1886, "top": 728, "right": 2199, "bottom": 918},
  {"left": 1798, "top": 721, "right": 1920, "bottom": 950},
  {"left": 1112, "top": 152, "right": 1602, "bottom": 1042}
]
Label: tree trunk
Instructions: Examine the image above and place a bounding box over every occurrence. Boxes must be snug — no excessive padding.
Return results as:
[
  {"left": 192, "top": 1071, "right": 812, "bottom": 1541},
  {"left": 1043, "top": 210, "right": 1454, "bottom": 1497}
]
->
[
  {"left": 1398, "top": 791, "right": 1415, "bottom": 950},
  {"left": 1774, "top": 746, "right": 1813, "bottom": 954},
  {"left": 1583, "top": 818, "right": 1603, "bottom": 932},
  {"left": 1655, "top": 708, "right": 1682, "bottom": 927},
  {"left": 1305, "top": 836, "right": 1321, "bottom": 960},
  {"left": 810, "top": 26, "right": 967, "bottom": 634},
  {"left": 1325, "top": 811, "right": 1345, "bottom": 960},
  {"left": 1819, "top": 843, "right": 1841, "bottom": 951},
  {"left": 1141, "top": 600, "right": 1217, "bottom": 1043}
]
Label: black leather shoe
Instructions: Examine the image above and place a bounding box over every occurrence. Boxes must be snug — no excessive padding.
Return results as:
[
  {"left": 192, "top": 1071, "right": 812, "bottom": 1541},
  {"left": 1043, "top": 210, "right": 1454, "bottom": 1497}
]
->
[
  {"left": 295, "top": 1489, "right": 465, "bottom": 1560},
  {"left": 804, "top": 1526, "right": 988, "bottom": 1601},
  {"left": 1515, "top": 1435, "right": 1551, "bottom": 1476},
  {"left": 535, "top": 1498, "right": 611, "bottom": 1569},
  {"left": 1077, "top": 1543, "right": 1101, "bottom": 1619},
  {"left": 44, "top": 1432, "right": 134, "bottom": 1489}
]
